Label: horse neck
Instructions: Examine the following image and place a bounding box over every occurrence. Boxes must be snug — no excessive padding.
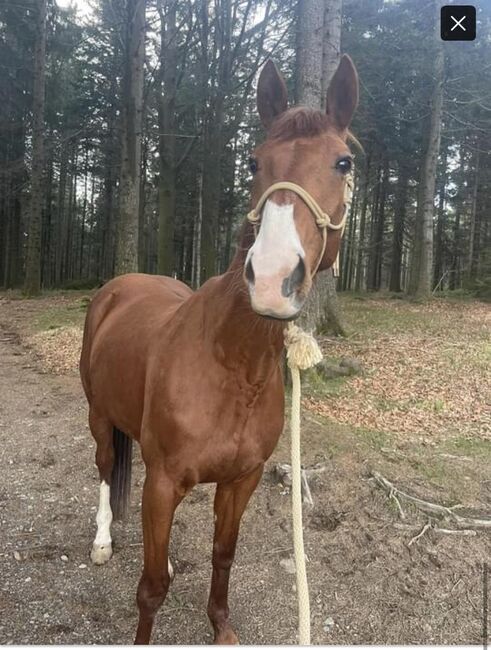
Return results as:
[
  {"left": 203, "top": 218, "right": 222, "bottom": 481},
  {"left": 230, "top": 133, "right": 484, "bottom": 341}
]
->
[{"left": 202, "top": 250, "right": 285, "bottom": 376}]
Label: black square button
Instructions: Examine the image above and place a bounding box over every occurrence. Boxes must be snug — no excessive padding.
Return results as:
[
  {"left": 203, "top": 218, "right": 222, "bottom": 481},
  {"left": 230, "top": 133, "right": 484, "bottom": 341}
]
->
[{"left": 441, "top": 5, "right": 476, "bottom": 41}]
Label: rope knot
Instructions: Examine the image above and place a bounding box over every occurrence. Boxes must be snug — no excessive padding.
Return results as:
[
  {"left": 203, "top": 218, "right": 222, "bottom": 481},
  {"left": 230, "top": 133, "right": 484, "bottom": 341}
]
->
[
  {"left": 246, "top": 209, "right": 261, "bottom": 224},
  {"left": 314, "top": 213, "right": 332, "bottom": 229},
  {"left": 284, "top": 324, "right": 323, "bottom": 370}
]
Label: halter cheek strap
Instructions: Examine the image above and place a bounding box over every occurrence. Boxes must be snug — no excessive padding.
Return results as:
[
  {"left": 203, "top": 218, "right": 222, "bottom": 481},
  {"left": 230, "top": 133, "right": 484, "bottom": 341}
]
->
[{"left": 246, "top": 173, "right": 354, "bottom": 277}]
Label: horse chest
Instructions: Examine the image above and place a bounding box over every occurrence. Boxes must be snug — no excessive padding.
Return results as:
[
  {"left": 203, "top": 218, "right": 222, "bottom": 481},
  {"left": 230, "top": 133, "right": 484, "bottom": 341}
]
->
[{"left": 147, "top": 361, "right": 284, "bottom": 482}]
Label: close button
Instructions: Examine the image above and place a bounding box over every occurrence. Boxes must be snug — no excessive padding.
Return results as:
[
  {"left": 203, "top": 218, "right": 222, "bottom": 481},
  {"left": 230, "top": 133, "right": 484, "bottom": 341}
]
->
[{"left": 441, "top": 5, "right": 476, "bottom": 41}]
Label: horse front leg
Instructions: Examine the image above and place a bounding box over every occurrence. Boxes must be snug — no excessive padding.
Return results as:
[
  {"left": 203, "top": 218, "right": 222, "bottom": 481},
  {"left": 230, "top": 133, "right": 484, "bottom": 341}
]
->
[
  {"left": 207, "top": 465, "right": 264, "bottom": 645},
  {"left": 135, "top": 470, "right": 182, "bottom": 644}
]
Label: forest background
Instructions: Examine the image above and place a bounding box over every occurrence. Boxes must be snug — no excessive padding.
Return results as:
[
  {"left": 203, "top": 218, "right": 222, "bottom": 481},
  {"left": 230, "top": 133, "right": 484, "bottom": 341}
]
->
[{"left": 1, "top": 0, "right": 490, "bottom": 327}]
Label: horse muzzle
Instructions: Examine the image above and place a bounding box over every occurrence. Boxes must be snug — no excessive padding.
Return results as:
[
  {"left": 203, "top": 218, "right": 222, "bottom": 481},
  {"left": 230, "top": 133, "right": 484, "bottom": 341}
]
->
[{"left": 244, "top": 254, "right": 307, "bottom": 320}]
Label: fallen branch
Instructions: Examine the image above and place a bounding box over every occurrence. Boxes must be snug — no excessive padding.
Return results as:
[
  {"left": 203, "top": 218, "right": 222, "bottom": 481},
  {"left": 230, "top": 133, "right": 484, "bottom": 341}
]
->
[
  {"left": 408, "top": 521, "right": 431, "bottom": 546},
  {"left": 394, "top": 523, "right": 476, "bottom": 537},
  {"left": 371, "top": 471, "right": 491, "bottom": 530},
  {"left": 434, "top": 527, "right": 477, "bottom": 537},
  {"left": 272, "top": 463, "right": 326, "bottom": 506},
  {"left": 389, "top": 487, "right": 406, "bottom": 520}
]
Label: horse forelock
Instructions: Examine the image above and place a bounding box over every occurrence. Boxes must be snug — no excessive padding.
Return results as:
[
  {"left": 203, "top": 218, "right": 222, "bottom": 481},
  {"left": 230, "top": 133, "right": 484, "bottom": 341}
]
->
[
  {"left": 268, "top": 107, "right": 360, "bottom": 151},
  {"left": 268, "top": 107, "right": 330, "bottom": 141}
]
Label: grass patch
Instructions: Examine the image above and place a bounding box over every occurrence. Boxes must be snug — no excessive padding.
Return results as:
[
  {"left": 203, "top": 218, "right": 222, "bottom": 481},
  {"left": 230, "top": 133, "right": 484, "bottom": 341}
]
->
[
  {"left": 33, "top": 301, "right": 88, "bottom": 332},
  {"left": 353, "top": 427, "right": 390, "bottom": 451},
  {"left": 442, "top": 340, "right": 490, "bottom": 372},
  {"left": 442, "top": 436, "right": 490, "bottom": 458},
  {"left": 0, "top": 288, "right": 93, "bottom": 301},
  {"left": 340, "top": 295, "right": 436, "bottom": 336},
  {"left": 303, "top": 369, "right": 350, "bottom": 398},
  {"left": 436, "top": 288, "right": 477, "bottom": 302},
  {"left": 467, "top": 341, "right": 491, "bottom": 370},
  {"left": 417, "top": 457, "right": 448, "bottom": 488}
]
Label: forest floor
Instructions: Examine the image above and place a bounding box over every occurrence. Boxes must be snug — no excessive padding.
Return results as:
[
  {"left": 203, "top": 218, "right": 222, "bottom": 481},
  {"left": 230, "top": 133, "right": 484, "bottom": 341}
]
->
[{"left": 0, "top": 289, "right": 489, "bottom": 644}]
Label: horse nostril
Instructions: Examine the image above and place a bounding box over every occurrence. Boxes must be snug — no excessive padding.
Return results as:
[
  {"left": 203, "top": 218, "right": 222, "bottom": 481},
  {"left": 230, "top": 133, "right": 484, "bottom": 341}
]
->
[
  {"left": 282, "top": 256, "right": 306, "bottom": 298},
  {"left": 245, "top": 258, "right": 255, "bottom": 286}
]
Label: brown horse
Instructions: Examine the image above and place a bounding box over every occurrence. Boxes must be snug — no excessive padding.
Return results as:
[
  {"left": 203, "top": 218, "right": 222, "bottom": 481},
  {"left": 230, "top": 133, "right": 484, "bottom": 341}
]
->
[{"left": 80, "top": 55, "right": 358, "bottom": 644}]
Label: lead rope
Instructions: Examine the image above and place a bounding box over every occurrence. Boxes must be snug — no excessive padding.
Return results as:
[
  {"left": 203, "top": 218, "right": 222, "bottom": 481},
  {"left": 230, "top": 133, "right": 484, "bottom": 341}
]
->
[
  {"left": 284, "top": 325, "right": 323, "bottom": 645},
  {"left": 247, "top": 173, "right": 354, "bottom": 645}
]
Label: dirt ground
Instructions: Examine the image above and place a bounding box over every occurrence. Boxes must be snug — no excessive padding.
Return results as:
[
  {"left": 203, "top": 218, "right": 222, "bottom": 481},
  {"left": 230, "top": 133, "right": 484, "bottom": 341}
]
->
[{"left": 0, "top": 293, "right": 489, "bottom": 645}]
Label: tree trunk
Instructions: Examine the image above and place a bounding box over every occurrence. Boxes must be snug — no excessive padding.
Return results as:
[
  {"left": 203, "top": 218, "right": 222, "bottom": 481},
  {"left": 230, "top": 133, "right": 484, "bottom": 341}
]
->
[
  {"left": 296, "top": 0, "right": 346, "bottom": 335},
  {"left": 115, "top": 0, "right": 146, "bottom": 276},
  {"left": 389, "top": 164, "right": 408, "bottom": 292},
  {"left": 449, "top": 152, "right": 466, "bottom": 290},
  {"left": 373, "top": 158, "right": 389, "bottom": 290},
  {"left": 42, "top": 150, "right": 54, "bottom": 286},
  {"left": 295, "top": 0, "right": 324, "bottom": 108},
  {"left": 193, "top": 170, "right": 203, "bottom": 288},
  {"left": 341, "top": 176, "right": 358, "bottom": 290},
  {"left": 407, "top": 3, "right": 443, "bottom": 299},
  {"left": 87, "top": 175, "right": 96, "bottom": 279},
  {"left": 467, "top": 149, "right": 479, "bottom": 280},
  {"left": 433, "top": 151, "right": 448, "bottom": 290},
  {"left": 366, "top": 158, "right": 383, "bottom": 291},
  {"left": 321, "top": 0, "right": 342, "bottom": 110},
  {"left": 24, "top": 0, "right": 47, "bottom": 296},
  {"left": 355, "top": 151, "right": 371, "bottom": 292},
  {"left": 55, "top": 140, "right": 69, "bottom": 284},
  {"left": 449, "top": 206, "right": 462, "bottom": 290},
  {"left": 199, "top": 0, "right": 232, "bottom": 283},
  {"left": 101, "top": 92, "right": 118, "bottom": 280},
  {"left": 138, "top": 136, "right": 148, "bottom": 272},
  {"left": 157, "top": 0, "right": 178, "bottom": 277},
  {"left": 79, "top": 143, "right": 89, "bottom": 278},
  {"left": 65, "top": 146, "right": 77, "bottom": 282}
]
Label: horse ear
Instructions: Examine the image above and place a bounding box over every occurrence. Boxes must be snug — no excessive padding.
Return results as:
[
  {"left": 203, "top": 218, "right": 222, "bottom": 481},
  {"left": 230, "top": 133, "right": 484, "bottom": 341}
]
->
[
  {"left": 326, "top": 55, "right": 359, "bottom": 132},
  {"left": 257, "top": 60, "right": 288, "bottom": 129}
]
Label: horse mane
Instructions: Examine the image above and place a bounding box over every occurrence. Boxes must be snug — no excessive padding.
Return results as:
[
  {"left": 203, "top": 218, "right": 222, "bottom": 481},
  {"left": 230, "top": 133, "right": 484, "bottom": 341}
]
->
[{"left": 268, "top": 106, "right": 362, "bottom": 151}]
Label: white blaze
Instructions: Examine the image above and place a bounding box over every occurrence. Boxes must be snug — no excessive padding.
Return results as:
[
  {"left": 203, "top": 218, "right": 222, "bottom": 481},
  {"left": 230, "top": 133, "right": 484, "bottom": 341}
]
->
[
  {"left": 246, "top": 200, "right": 304, "bottom": 276},
  {"left": 245, "top": 200, "right": 305, "bottom": 318}
]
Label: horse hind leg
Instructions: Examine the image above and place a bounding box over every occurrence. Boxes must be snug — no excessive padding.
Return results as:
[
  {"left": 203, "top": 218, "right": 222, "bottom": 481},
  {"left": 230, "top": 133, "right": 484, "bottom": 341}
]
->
[{"left": 89, "top": 410, "right": 114, "bottom": 565}]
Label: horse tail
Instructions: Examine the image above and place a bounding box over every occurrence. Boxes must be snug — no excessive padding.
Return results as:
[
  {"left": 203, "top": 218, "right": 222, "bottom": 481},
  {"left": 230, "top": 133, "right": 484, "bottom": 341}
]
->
[{"left": 110, "top": 427, "right": 133, "bottom": 520}]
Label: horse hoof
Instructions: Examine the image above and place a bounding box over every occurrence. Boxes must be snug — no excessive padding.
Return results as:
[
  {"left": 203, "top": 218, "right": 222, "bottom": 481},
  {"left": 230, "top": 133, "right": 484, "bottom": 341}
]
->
[
  {"left": 214, "top": 629, "right": 239, "bottom": 645},
  {"left": 90, "top": 543, "right": 113, "bottom": 565}
]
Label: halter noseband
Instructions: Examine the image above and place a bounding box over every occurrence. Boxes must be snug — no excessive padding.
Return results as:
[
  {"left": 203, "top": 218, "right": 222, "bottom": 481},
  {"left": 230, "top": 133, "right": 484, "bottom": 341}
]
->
[{"left": 246, "top": 173, "right": 354, "bottom": 276}]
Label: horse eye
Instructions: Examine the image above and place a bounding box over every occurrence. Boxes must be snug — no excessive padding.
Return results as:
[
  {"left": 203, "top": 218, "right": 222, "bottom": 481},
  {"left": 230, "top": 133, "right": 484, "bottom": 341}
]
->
[
  {"left": 336, "top": 157, "right": 352, "bottom": 174},
  {"left": 249, "top": 157, "right": 258, "bottom": 174}
]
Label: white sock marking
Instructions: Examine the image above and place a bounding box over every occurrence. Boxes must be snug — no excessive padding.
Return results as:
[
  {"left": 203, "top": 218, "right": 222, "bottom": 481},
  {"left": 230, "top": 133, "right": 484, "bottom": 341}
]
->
[{"left": 94, "top": 480, "right": 112, "bottom": 546}]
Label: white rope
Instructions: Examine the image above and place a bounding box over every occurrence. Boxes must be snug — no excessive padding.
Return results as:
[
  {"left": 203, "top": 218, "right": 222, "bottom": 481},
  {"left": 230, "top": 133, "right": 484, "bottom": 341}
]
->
[
  {"left": 247, "top": 181, "right": 348, "bottom": 231},
  {"left": 246, "top": 173, "right": 354, "bottom": 644},
  {"left": 284, "top": 324, "right": 323, "bottom": 645}
]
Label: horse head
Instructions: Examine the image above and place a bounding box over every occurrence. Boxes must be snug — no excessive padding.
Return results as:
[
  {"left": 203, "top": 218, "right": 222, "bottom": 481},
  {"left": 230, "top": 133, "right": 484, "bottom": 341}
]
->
[{"left": 244, "top": 55, "right": 359, "bottom": 320}]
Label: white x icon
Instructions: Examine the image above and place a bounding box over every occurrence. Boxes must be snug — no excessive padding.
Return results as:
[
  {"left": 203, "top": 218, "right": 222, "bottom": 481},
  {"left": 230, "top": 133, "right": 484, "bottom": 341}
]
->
[{"left": 451, "top": 15, "right": 466, "bottom": 31}]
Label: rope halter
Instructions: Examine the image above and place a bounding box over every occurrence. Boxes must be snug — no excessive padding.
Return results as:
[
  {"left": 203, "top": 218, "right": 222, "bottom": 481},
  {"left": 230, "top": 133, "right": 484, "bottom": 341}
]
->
[{"left": 246, "top": 172, "right": 354, "bottom": 276}]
